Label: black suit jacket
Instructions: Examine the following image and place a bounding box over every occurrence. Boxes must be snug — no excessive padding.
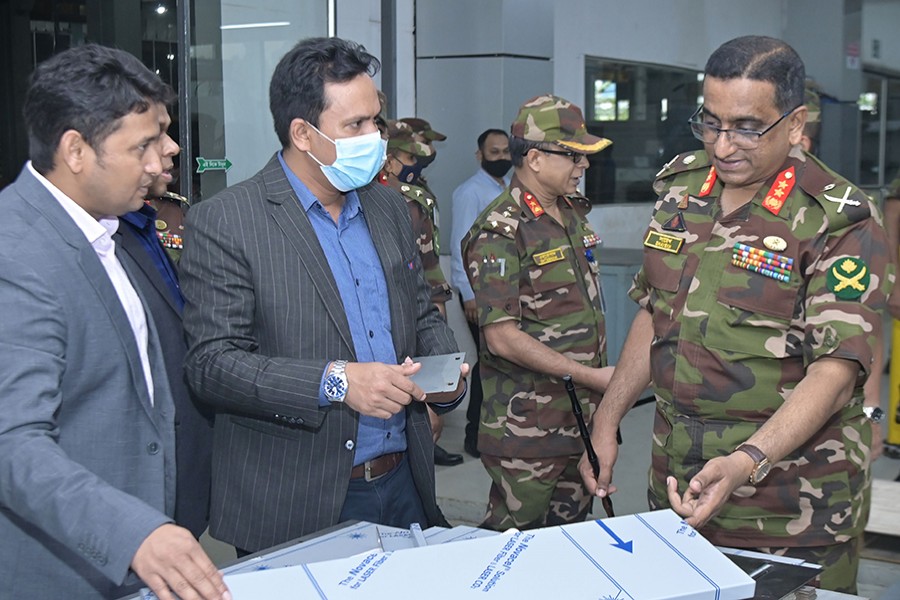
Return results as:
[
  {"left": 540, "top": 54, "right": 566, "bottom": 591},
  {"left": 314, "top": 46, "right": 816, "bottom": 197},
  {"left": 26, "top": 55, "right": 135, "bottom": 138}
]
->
[
  {"left": 180, "top": 154, "right": 460, "bottom": 552},
  {"left": 115, "top": 220, "right": 214, "bottom": 538}
]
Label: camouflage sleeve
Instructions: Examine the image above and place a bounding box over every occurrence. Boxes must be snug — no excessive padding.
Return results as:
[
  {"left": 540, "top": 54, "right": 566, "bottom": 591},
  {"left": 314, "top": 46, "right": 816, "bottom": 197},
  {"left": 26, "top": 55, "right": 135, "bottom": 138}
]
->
[
  {"left": 804, "top": 204, "right": 893, "bottom": 376},
  {"left": 628, "top": 195, "right": 671, "bottom": 312},
  {"left": 465, "top": 230, "right": 520, "bottom": 328},
  {"left": 406, "top": 200, "right": 451, "bottom": 304}
]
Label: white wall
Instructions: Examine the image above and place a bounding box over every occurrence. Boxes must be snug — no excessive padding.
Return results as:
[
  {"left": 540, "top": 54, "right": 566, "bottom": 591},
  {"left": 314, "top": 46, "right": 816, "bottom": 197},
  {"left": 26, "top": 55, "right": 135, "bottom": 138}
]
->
[
  {"left": 221, "top": 2, "right": 328, "bottom": 185},
  {"left": 862, "top": 0, "right": 900, "bottom": 73},
  {"left": 415, "top": 0, "right": 554, "bottom": 248}
]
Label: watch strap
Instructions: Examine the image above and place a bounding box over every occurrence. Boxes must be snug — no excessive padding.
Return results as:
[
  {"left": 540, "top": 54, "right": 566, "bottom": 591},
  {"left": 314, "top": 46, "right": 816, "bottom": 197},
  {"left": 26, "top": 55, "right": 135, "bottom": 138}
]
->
[
  {"left": 735, "top": 443, "right": 770, "bottom": 485},
  {"left": 735, "top": 444, "right": 766, "bottom": 465}
]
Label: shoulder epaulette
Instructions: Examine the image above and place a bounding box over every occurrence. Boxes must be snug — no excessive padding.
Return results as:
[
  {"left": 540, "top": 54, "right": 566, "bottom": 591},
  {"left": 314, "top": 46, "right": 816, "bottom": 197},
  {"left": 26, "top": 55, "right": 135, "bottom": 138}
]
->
[
  {"left": 155, "top": 190, "right": 189, "bottom": 207},
  {"left": 397, "top": 182, "right": 436, "bottom": 211},
  {"left": 654, "top": 151, "right": 712, "bottom": 182},
  {"left": 477, "top": 197, "right": 520, "bottom": 240},
  {"left": 799, "top": 153, "right": 871, "bottom": 232}
]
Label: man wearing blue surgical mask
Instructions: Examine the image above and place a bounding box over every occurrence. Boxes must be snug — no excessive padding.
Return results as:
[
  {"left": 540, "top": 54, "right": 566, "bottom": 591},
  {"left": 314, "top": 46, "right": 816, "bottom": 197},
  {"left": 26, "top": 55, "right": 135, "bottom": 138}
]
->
[{"left": 180, "top": 37, "right": 469, "bottom": 556}]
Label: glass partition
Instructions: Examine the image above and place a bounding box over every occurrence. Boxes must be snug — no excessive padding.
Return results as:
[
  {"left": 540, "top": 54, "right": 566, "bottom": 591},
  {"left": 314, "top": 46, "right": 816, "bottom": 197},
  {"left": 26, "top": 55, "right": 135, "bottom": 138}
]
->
[{"left": 583, "top": 57, "right": 703, "bottom": 204}]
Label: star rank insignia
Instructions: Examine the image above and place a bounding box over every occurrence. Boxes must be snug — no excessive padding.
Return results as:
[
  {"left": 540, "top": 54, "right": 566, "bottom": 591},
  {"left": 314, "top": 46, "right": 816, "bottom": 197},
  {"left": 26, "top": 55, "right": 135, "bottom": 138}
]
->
[{"left": 762, "top": 166, "right": 795, "bottom": 216}]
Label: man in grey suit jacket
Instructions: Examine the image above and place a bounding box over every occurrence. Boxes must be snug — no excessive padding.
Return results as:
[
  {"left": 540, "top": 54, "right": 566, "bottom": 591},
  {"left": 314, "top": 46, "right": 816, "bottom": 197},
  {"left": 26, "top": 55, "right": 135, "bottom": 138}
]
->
[
  {"left": 181, "top": 37, "right": 467, "bottom": 554},
  {"left": 0, "top": 45, "right": 228, "bottom": 600}
]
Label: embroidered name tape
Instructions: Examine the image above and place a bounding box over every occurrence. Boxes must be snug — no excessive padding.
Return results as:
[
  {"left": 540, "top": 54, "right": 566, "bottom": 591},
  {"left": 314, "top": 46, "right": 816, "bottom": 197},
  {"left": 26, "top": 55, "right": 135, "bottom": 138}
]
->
[
  {"left": 643, "top": 231, "right": 684, "bottom": 254},
  {"left": 534, "top": 247, "right": 566, "bottom": 266}
]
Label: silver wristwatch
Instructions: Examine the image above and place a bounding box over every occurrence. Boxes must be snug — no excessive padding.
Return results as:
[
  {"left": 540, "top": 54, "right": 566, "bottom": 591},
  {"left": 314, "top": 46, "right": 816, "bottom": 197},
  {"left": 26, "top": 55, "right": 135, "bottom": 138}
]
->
[{"left": 324, "top": 360, "right": 349, "bottom": 403}]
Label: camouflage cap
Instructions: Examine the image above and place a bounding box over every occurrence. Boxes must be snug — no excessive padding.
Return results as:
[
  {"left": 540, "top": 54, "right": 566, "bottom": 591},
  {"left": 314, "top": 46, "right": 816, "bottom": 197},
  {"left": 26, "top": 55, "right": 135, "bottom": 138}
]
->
[
  {"left": 511, "top": 94, "right": 611, "bottom": 154},
  {"left": 375, "top": 90, "right": 389, "bottom": 135},
  {"left": 805, "top": 79, "right": 822, "bottom": 124},
  {"left": 386, "top": 119, "right": 433, "bottom": 157},
  {"left": 398, "top": 117, "right": 447, "bottom": 141}
]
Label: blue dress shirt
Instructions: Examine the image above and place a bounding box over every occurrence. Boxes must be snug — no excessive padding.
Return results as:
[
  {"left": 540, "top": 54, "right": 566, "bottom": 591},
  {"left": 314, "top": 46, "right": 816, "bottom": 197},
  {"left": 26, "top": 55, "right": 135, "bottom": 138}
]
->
[{"left": 279, "top": 153, "right": 406, "bottom": 465}]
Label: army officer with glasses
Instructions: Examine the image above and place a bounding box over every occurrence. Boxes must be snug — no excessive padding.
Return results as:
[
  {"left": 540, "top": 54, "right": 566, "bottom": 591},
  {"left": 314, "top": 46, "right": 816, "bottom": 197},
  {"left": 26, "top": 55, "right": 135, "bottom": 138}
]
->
[
  {"left": 463, "top": 95, "right": 615, "bottom": 531},
  {"left": 580, "top": 36, "right": 890, "bottom": 594}
]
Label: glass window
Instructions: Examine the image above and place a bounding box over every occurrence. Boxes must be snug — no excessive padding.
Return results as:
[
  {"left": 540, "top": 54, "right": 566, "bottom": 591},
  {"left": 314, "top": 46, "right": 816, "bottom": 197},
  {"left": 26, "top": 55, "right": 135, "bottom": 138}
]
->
[
  {"left": 858, "top": 72, "right": 900, "bottom": 194},
  {"left": 583, "top": 58, "right": 703, "bottom": 204},
  {"left": 188, "top": 1, "right": 328, "bottom": 202}
]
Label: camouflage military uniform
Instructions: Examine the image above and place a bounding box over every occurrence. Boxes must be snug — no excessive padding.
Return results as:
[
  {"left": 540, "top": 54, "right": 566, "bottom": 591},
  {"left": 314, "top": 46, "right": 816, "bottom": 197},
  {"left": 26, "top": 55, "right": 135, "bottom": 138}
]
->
[
  {"left": 379, "top": 120, "right": 452, "bottom": 305},
  {"left": 464, "top": 176, "right": 607, "bottom": 529},
  {"left": 888, "top": 172, "right": 900, "bottom": 201},
  {"left": 147, "top": 191, "right": 189, "bottom": 263},
  {"left": 634, "top": 147, "right": 890, "bottom": 588}
]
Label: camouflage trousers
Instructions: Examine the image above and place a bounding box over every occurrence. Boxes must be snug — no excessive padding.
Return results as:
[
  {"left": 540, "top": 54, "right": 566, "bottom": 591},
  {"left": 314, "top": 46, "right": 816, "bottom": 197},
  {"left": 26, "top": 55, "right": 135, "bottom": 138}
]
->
[
  {"left": 480, "top": 453, "right": 592, "bottom": 531},
  {"left": 757, "top": 536, "right": 861, "bottom": 595}
]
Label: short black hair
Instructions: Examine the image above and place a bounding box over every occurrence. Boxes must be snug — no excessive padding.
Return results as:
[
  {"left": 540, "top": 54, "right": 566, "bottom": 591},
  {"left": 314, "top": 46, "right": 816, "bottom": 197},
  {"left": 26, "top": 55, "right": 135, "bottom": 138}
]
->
[
  {"left": 269, "top": 37, "right": 380, "bottom": 148},
  {"left": 508, "top": 136, "right": 544, "bottom": 168},
  {"left": 705, "top": 36, "right": 805, "bottom": 113},
  {"left": 477, "top": 128, "right": 508, "bottom": 151},
  {"left": 24, "top": 44, "right": 174, "bottom": 174}
]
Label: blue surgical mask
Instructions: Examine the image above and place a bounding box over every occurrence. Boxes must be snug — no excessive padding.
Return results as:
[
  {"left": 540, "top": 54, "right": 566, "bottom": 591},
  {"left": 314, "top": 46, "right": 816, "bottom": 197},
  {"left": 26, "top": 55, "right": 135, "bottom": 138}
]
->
[{"left": 307, "top": 124, "right": 387, "bottom": 192}]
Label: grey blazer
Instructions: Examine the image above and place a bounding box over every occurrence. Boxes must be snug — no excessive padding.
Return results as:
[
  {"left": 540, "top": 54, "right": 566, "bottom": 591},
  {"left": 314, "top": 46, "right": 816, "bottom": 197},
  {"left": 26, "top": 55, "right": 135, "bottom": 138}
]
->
[
  {"left": 0, "top": 167, "right": 176, "bottom": 599},
  {"left": 180, "top": 154, "right": 460, "bottom": 552}
]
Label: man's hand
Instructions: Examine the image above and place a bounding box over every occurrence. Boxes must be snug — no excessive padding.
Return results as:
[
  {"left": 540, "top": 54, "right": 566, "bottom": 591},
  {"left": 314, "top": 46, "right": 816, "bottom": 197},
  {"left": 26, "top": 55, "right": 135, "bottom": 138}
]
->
[
  {"left": 344, "top": 361, "right": 425, "bottom": 419},
  {"left": 417, "top": 360, "right": 471, "bottom": 405},
  {"left": 131, "top": 524, "right": 230, "bottom": 600},
  {"left": 578, "top": 425, "right": 619, "bottom": 499},
  {"left": 666, "top": 452, "right": 753, "bottom": 529},
  {"left": 463, "top": 299, "right": 478, "bottom": 324}
]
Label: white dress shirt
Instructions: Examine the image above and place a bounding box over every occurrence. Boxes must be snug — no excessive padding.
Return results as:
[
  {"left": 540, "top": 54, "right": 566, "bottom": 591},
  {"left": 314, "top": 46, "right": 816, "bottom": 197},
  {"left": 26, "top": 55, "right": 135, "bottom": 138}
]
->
[{"left": 27, "top": 162, "right": 154, "bottom": 405}]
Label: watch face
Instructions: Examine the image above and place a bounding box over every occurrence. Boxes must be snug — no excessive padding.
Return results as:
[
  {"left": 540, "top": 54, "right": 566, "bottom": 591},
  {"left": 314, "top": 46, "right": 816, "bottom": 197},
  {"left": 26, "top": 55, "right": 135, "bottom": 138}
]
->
[
  {"left": 752, "top": 462, "right": 771, "bottom": 485},
  {"left": 865, "top": 406, "right": 885, "bottom": 423},
  {"left": 325, "top": 375, "right": 347, "bottom": 400}
]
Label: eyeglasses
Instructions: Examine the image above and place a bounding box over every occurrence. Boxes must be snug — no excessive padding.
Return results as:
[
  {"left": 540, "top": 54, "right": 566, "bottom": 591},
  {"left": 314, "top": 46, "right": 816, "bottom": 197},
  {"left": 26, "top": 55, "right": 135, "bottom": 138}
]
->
[
  {"left": 688, "top": 104, "right": 801, "bottom": 150},
  {"left": 533, "top": 146, "right": 588, "bottom": 164}
]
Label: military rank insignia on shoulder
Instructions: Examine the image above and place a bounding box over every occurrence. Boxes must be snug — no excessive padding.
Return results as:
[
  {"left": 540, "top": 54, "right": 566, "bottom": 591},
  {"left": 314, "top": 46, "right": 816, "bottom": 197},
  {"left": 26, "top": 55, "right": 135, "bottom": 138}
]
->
[
  {"left": 653, "top": 151, "right": 713, "bottom": 197},
  {"left": 654, "top": 151, "right": 712, "bottom": 181},
  {"left": 480, "top": 202, "right": 520, "bottom": 239},
  {"left": 800, "top": 154, "right": 871, "bottom": 231}
]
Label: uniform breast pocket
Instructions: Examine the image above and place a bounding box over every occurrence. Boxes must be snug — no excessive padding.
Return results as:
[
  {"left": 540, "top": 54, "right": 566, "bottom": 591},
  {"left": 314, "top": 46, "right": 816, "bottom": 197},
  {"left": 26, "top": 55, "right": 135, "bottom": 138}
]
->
[
  {"left": 642, "top": 248, "right": 688, "bottom": 318},
  {"left": 705, "top": 264, "right": 801, "bottom": 359},
  {"left": 527, "top": 259, "right": 582, "bottom": 321}
]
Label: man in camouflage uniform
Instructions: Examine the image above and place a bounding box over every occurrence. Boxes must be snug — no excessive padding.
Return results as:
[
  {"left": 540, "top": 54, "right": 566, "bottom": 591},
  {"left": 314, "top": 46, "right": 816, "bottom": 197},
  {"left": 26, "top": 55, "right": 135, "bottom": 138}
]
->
[
  {"left": 378, "top": 119, "right": 452, "bottom": 315},
  {"left": 378, "top": 118, "right": 462, "bottom": 467},
  {"left": 463, "top": 95, "right": 614, "bottom": 530},
  {"left": 581, "top": 36, "right": 891, "bottom": 594}
]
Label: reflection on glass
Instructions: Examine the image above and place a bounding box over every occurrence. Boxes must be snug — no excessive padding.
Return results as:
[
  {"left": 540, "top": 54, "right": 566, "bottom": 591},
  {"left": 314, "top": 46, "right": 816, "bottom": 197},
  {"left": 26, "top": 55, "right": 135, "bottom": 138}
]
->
[{"left": 584, "top": 58, "right": 702, "bottom": 204}]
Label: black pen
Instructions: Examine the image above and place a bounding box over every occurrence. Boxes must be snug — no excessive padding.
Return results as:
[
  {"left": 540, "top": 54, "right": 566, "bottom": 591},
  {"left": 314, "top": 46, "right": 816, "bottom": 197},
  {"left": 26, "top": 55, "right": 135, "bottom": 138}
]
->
[{"left": 564, "top": 375, "right": 614, "bottom": 518}]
